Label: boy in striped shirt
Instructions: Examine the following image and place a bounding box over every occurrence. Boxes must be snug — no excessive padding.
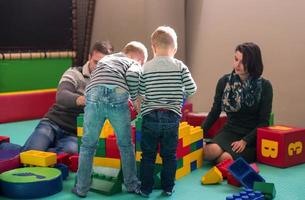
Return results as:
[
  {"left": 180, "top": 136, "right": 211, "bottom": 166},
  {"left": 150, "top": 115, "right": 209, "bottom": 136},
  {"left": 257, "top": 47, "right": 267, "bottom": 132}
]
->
[
  {"left": 73, "top": 41, "right": 148, "bottom": 197},
  {"left": 137, "top": 26, "right": 197, "bottom": 197}
]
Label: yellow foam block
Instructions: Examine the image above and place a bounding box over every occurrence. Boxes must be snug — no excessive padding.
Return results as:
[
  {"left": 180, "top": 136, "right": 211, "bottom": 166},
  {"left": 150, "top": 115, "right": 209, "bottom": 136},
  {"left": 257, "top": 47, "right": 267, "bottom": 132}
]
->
[
  {"left": 183, "top": 149, "right": 203, "bottom": 167},
  {"left": 178, "top": 122, "right": 191, "bottom": 139},
  {"left": 20, "top": 150, "right": 57, "bottom": 167},
  {"left": 182, "top": 126, "right": 203, "bottom": 147},
  {"left": 175, "top": 149, "right": 203, "bottom": 180},
  {"left": 100, "top": 120, "right": 114, "bottom": 138},
  {"left": 136, "top": 151, "right": 162, "bottom": 164},
  {"left": 77, "top": 127, "right": 83, "bottom": 137},
  {"left": 201, "top": 166, "right": 223, "bottom": 184},
  {"left": 77, "top": 120, "right": 114, "bottom": 138},
  {"left": 93, "top": 157, "right": 121, "bottom": 169},
  {"left": 176, "top": 164, "right": 190, "bottom": 180}
]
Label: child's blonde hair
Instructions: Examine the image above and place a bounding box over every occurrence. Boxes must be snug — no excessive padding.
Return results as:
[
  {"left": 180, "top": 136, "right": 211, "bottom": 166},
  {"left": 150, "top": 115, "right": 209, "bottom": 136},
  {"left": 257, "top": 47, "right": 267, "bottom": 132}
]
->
[
  {"left": 151, "top": 26, "right": 177, "bottom": 50},
  {"left": 123, "top": 41, "right": 148, "bottom": 64}
]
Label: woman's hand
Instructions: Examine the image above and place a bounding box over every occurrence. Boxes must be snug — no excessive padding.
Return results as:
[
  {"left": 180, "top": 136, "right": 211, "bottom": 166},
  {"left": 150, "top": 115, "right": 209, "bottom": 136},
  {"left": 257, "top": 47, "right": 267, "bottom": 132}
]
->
[{"left": 231, "top": 139, "right": 247, "bottom": 153}]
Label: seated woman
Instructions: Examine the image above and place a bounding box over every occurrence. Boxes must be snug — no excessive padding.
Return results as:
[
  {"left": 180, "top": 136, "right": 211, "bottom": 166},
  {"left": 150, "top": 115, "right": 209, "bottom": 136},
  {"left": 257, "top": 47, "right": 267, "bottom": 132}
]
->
[{"left": 202, "top": 42, "right": 273, "bottom": 163}]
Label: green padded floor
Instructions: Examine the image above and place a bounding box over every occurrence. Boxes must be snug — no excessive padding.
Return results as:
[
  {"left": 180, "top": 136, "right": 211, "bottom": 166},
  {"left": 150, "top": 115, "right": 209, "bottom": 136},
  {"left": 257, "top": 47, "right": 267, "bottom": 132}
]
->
[{"left": 0, "top": 120, "right": 304, "bottom": 200}]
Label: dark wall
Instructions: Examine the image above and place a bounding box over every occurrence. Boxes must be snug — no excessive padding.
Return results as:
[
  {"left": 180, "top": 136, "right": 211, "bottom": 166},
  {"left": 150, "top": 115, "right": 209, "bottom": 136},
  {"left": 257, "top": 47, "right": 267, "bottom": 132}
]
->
[{"left": 0, "top": 0, "right": 72, "bottom": 52}]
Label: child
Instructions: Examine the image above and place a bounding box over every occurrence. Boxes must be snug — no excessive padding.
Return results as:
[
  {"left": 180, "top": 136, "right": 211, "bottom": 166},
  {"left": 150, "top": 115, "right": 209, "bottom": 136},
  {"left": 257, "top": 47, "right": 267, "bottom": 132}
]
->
[
  {"left": 138, "top": 26, "right": 197, "bottom": 197},
  {"left": 72, "top": 41, "right": 148, "bottom": 197}
]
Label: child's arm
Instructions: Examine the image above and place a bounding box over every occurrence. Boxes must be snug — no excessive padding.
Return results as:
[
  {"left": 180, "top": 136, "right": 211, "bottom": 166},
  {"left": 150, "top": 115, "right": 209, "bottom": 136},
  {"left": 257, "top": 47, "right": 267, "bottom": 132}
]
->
[
  {"left": 126, "top": 62, "right": 142, "bottom": 102},
  {"left": 181, "top": 64, "right": 197, "bottom": 97}
]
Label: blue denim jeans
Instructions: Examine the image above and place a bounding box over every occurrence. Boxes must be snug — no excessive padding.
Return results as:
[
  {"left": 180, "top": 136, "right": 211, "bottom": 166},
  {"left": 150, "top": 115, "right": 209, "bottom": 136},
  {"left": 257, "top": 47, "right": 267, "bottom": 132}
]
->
[
  {"left": 0, "top": 119, "right": 77, "bottom": 154},
  {"left": 75, "top": 85, "right": 139, "bottom": 195},
  {"left": 140, "top": 110, "right": 180, "bottom": 194}
]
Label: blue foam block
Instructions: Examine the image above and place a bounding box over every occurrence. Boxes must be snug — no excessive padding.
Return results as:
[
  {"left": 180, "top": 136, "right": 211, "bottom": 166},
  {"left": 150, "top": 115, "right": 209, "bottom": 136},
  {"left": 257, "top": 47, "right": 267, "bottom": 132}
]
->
[{"left": 228, "top": 157, "right": 265, "bottom": 188}]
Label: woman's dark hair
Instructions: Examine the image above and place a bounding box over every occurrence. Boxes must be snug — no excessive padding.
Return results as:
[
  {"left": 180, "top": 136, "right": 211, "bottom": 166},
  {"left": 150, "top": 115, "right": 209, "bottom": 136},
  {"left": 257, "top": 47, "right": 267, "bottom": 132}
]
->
[
  {"left": 235, "top": 42, "right": 264, "bottom": 78},
  {"left": 90, "top": 41, "right": 114, "bottom": 55}
]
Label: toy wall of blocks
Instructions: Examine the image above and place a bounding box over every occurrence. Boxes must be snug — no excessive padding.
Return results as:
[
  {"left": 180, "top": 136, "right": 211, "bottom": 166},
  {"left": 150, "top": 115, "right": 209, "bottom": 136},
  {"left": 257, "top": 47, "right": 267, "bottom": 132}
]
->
[
  {"left": 77, "top": 114, "right": 204, "bottom": 181},
  {"left": 135, "top": 117, "right": 204, "bottom": 180}
]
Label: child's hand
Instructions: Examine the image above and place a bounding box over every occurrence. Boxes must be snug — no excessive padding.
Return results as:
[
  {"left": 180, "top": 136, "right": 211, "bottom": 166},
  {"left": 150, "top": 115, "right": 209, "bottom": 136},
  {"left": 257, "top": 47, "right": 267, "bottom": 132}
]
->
[
  {"left": 134, "top": 98, "right": 142, "bottom": 114},
  {"left": 76, "top": 96, "right": 86, "bottom": 106}
]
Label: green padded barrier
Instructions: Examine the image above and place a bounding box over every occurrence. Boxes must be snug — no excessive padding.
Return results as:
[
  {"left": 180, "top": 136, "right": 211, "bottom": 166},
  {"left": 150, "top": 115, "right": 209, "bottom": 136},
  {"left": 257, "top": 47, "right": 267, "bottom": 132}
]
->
[{"left": 0, "top": 58, "right": 72, "bottom": 92}]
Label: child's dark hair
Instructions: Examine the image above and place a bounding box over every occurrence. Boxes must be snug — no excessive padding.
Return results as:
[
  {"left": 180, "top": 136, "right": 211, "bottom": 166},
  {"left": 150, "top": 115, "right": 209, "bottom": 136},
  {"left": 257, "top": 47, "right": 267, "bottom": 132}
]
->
[{"left": 235, "top": 42, "right": 264, "bottom": 78}]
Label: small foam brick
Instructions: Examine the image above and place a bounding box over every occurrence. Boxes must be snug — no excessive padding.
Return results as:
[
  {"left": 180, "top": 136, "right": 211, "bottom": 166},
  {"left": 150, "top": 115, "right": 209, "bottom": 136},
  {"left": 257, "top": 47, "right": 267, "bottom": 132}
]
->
[{"left": 0, "top": 150, "right": 20, "bottom": 173}]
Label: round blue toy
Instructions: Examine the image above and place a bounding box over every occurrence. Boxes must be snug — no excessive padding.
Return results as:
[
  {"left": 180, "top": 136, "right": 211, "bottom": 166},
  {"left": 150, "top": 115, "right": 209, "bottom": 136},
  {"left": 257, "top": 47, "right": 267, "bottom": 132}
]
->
[{"left": 0, "top": 167, "right": 62, "bottom": 199}]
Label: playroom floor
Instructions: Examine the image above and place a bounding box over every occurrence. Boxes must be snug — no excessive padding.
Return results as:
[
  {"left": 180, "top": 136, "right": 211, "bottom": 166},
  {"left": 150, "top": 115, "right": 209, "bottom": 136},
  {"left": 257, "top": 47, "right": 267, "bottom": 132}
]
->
[{"left": 0, "top": 120, "right": 304, "bottom": 200}]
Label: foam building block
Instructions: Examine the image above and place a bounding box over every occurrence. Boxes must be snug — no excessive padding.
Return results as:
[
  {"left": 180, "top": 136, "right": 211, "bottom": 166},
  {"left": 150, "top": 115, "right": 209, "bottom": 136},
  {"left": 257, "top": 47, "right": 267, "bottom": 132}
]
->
[
  {"left": 0, "top": 167, "right": 62, "bottom": 199},
  {"left": 250, "top": 163, "right": 260, "bottom": 173},
  {"left": 90, "top": 166, "right": 123, "bottom": 195},
  {"left": 216, "top": 159, "right": 234, "bottom": 178},
  {"left": 0, "top": 150, "right": 20, "bottom": 173},
  {"left": 257, "top": 125, "right": 305, "bottom": 167},
  {"left": 77, "top": 114, "right": 204, "bottom": 194},
  {"left": 56, "top": 153, "right": 71, "bottom": 166},
  {"left": 227, "top": 172, "right": 241, "bottom": 187},
  {"left": 0, "top": 136, "right": 10, "bottom": 143},
  {"left": 201, "top": 166, "right": 223, "bottom": 184},
  {"left": 227, "top": 163, "right": 260, "bottom": 188},
  {"left": 69, "top": 155, "right": 79, "bottom": 172},
  {"left": 185, "top": 112, "right": 227, "bottom": 138},
  {"left": 269, "top": 112, "right": 274, "bottom": 126},
  {"left": 253, "top": 181, "right": 276, "bottom": 200},
  {"left": 228, "top": 157, "right": 265, "bottom": 189},
  {"left": 55, "top": 163, "right": 69, "bottom": 180},
  {"left": 20, "top": 150, "right": 57, "bottom": 167},
  {"left": 226, "top": 188, "right": 264, "bottom": 200}
]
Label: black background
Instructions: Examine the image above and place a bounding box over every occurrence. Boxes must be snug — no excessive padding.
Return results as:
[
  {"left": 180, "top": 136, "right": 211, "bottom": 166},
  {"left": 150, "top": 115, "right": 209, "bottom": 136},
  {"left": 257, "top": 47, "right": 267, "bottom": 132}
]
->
[{"left": 0, "top": 0, "right": 72, "bottom": 52}]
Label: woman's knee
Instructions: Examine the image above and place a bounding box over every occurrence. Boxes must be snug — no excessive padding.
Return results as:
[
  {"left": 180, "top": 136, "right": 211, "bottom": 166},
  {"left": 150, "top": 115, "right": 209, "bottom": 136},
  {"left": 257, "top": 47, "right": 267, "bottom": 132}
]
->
[{"left": 203, "top": 143, "right": 223, "bottom": 160}]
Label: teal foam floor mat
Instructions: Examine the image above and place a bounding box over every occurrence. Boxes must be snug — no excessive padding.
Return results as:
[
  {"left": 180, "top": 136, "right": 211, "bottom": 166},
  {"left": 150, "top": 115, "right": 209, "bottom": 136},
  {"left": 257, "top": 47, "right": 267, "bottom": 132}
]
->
[{"left": 0, "top": 120, "right": 304, "bottom": 199}]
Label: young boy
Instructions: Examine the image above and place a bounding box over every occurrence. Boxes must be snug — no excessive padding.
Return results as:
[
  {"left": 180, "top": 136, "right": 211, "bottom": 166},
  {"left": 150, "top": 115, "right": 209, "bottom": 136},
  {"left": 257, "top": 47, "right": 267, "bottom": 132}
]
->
[
  {"left": 138, "top": 26, "right": 197, "bottom": 197},
  {"left": 72, "top": 41, "right": 148, "bottom": 197}
]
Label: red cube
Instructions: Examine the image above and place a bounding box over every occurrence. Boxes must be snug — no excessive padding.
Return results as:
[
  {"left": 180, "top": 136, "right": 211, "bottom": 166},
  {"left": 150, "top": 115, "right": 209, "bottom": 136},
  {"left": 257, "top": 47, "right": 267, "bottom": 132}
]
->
[{"left": 257, "top": 125, "right": 305, "bottom": 168}]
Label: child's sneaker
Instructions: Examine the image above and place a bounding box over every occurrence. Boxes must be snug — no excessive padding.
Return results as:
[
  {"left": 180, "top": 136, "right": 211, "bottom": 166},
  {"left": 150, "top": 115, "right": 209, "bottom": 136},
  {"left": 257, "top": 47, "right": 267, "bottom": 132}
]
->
[
  {"left": 162, "top": 189, "right": 174, "bottom": 196},
  {"left": 127, "top": 183, "right": 141, "bottom": 193},
  {"left": 71, "top": 187, "right": 86, "bottom": 198},
  {"left": 136, "top": 189, "right": 150, "bottom": 198}
]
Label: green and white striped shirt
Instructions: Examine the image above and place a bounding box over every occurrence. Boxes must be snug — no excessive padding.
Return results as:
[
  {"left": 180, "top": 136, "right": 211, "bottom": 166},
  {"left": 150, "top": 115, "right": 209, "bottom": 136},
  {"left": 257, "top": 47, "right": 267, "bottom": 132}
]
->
[
  {"left": 86, "top": 52, "right": 142, "bottom": 101},
  {"left": 139, "top": 56, "right": 197, "bottom": 116}
]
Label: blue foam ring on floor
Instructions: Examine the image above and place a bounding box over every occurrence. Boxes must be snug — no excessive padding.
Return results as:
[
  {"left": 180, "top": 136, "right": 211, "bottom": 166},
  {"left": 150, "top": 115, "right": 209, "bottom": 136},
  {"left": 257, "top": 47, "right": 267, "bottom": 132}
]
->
[
  {"left": 0, "top": 174, "right": 63, "bottom": 199},
  {"left": 55, "top": 163, "right": 69, "bottom": 180}
]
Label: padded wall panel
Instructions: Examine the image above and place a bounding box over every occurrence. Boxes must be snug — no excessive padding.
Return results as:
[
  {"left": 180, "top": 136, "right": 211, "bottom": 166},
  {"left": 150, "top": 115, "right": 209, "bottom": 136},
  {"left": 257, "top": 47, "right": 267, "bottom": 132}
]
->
[
  {"left": 0, "top": 89, "right": 56, "bottom": 123},
  {"left": 0, "top": 58, "right": 71, "bottom": 92}
]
